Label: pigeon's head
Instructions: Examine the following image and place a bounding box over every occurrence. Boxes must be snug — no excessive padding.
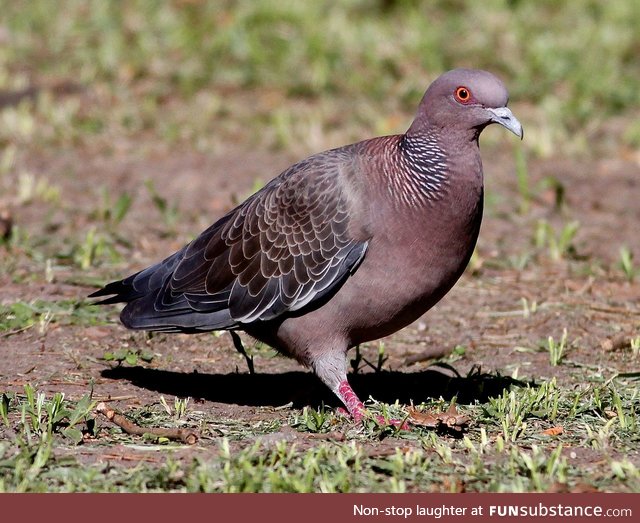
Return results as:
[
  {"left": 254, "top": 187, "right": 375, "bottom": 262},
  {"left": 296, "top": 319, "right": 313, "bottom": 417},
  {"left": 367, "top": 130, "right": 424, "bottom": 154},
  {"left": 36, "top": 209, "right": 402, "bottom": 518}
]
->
[{"left": 408, "top": 69, "right": 523, "bottom": 140}]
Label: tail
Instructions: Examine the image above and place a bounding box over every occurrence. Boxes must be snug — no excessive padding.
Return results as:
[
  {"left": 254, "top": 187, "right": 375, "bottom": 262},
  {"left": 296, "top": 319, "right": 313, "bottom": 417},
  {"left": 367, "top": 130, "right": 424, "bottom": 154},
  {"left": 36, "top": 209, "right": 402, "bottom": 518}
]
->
[
  {"left": 88, "top": 278, "right": 140, "bottom": 305},
  {"left": 88, "top": 246, "right": 187, "bottom": 304},
  {"left": 88, "top": 246, "right": 236, "bottom": 333}
]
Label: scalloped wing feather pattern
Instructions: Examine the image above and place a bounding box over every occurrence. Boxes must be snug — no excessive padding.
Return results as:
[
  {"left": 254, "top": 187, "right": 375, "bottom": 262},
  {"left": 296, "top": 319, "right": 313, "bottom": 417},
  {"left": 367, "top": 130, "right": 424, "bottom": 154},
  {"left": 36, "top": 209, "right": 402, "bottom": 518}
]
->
[{"left": 93, "top": 152, "right": 368, "bottom": 333}]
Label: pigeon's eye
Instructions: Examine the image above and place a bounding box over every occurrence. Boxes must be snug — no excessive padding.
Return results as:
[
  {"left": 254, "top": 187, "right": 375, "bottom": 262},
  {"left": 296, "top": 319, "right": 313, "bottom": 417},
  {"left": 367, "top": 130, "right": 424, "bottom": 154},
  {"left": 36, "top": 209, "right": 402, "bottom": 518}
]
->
[{"left": 454, "top": 86, "right": 471, "bottom": 104}]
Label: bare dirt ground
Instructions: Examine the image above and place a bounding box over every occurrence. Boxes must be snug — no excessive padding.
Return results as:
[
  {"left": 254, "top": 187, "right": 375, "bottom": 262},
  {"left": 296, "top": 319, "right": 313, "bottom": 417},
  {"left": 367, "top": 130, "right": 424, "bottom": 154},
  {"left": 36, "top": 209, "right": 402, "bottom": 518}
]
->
[{"left": 1, "top": 137, "right": 639, "bottom": 485}]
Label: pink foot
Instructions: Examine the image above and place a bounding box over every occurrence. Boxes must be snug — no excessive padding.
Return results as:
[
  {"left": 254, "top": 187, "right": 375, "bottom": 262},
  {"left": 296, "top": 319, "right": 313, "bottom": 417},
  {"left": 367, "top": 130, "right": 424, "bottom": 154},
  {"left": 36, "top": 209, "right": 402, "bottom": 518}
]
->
[
  {"left": 335, "top": 407, "right": 351, "bottom": 418},
  {"left": 336, "top": 380, "right": 409, "bottom": 429},
  {"left": 338, "top": 381, "right": 366, "bottom": 423}
]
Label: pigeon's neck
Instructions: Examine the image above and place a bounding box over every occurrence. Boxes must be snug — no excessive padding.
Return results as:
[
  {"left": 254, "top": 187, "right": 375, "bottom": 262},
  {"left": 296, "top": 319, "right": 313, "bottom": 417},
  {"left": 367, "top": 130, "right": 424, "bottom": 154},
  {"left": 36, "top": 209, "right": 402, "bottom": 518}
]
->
[{"left": 386, "top": 131, "right": 450, "bottom": 207}]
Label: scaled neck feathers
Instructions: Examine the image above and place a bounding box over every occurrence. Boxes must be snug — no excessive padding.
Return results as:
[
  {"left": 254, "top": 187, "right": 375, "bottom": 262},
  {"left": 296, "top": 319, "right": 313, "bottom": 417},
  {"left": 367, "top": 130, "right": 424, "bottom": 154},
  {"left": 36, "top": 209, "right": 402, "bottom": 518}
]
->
[{"left": 384, "top": 132, "right": 449, "bottom": 207}]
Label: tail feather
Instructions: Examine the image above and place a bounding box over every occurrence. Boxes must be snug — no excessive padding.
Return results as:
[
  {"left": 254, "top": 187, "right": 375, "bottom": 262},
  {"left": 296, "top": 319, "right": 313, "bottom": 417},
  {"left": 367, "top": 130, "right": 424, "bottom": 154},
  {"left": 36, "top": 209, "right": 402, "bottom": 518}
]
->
[
  {"left": 119, "top": 293, "right": 236, "bottom": 333},
  {"left": 88, "top": 247, "right": 187, "bottom": 305},
  {"left": 88, "top": 278, "right": 141, "bottom": 304},
  {"left": 89, "top": 257, "right": 238, "bottom": 333}
]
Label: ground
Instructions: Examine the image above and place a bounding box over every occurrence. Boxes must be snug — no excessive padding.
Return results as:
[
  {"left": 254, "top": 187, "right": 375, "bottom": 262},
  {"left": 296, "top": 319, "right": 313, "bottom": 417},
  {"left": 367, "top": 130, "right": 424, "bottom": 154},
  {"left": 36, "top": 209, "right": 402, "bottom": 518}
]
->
[
  {"left": 1, "top": 0, "right": 639, "bottom": 493},
  {"left": 1, "top": 134, "right": 639, "bottom": 492}
]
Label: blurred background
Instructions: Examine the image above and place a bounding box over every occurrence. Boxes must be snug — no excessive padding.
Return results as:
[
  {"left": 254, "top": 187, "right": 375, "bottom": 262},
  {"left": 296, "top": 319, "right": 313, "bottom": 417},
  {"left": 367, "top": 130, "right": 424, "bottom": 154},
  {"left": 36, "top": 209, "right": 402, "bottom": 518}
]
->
[
  {"left": 1, "top": 1, "right": 640, "bottom": 493},
  {"left": 2, "top": 0, "right": 639, "bottom": 158},
  {"left": 1, "top": 0, "right": 639, "bottom": 295}
]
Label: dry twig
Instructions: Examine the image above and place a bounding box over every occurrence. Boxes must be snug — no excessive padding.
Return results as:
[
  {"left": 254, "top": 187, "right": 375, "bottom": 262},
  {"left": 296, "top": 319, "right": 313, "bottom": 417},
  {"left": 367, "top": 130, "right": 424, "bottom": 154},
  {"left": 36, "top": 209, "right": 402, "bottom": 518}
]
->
[{"left": 96, "top": 402, "right": 198, "bottom": 445}]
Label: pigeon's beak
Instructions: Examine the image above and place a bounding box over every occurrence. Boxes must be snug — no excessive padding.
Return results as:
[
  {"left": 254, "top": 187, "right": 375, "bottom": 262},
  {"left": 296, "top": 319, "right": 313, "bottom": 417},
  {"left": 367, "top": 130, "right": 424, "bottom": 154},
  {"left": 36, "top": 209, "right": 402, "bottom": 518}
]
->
[{"left": 486, "top": 107, "right": 523, "bottom": 140}]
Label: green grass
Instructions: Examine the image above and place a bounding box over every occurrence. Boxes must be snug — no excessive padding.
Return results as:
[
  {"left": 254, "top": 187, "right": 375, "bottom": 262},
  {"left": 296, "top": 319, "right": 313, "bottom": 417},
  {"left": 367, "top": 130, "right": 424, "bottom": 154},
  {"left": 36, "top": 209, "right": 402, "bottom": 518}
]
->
[
  {"left": 619, "top": 246, "right": 637, "bottom": 282},
  {"left": 1, "top": 376, "right": 639, "bottom": 492},
  {"left": 547, "top": 329, "right": 569, "bottom": 367},
  {"left": 0, "top": 299, "right": 109, "bottom": 334}
]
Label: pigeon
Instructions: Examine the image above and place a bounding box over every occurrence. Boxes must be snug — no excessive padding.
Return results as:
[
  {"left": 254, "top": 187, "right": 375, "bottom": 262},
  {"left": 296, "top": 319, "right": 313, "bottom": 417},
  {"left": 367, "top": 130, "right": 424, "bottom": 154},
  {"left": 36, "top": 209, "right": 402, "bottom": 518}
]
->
[{"left": 90, "top": 69, "right": 523, "bottom": 423}]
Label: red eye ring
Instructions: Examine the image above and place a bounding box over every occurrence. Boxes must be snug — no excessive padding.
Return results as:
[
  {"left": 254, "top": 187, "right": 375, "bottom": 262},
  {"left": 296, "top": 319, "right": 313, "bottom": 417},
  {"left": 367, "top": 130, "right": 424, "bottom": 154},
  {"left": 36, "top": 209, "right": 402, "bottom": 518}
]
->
[{"left": 454, "top": 86, "right": 471, "bottom": 103}]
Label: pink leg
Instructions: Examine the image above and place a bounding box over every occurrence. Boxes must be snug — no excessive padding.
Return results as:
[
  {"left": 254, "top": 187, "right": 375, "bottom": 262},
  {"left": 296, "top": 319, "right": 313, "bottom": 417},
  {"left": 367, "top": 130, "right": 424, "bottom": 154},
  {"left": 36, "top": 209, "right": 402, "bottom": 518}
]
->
[
  {"left": 337, "top": 380, "right": 366, "bottom": 423},
  {"left": 336, "top": 380, "right": 408, "bottom": 429}
]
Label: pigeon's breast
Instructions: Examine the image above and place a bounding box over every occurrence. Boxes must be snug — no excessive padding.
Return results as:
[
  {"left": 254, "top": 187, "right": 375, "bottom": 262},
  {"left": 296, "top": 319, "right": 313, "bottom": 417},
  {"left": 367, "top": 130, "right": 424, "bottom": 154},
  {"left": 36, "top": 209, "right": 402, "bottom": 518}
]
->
[
  {"left": 264, "top": 171, "right": 484, "bottom": 351},
  {"left": 345, "top": 190, "right": 483, "bottom": 343}
]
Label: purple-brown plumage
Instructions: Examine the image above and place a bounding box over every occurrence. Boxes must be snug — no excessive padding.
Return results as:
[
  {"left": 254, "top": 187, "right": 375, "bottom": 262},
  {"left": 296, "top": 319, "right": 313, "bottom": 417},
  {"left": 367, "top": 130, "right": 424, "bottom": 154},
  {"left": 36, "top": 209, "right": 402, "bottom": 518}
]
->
[{"left": 90, "top": 69, "right": 522, "bottom": 423}]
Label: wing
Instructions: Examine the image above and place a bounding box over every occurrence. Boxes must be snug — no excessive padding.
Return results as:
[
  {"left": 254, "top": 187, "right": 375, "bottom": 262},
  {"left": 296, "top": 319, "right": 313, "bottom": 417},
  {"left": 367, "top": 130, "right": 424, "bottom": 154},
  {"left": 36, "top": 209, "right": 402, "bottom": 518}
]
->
[{"left": 90, "top": 149, "right": 369, "bottom": 332}]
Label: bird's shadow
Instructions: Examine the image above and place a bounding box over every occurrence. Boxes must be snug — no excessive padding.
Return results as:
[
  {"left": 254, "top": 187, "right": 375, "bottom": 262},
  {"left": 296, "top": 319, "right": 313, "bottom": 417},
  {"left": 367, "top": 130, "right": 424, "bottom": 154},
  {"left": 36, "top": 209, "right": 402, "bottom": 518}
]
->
[{"left": 101, "top": 364, "right": 527, "bottom": 408}]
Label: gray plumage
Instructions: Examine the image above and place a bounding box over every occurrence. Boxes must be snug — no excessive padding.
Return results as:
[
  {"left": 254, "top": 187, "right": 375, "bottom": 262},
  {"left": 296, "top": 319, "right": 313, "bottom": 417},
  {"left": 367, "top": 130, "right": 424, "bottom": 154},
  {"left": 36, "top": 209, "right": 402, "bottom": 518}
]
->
[{"left": 91, "top": 69, "right": 523, "bottom": 422}]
